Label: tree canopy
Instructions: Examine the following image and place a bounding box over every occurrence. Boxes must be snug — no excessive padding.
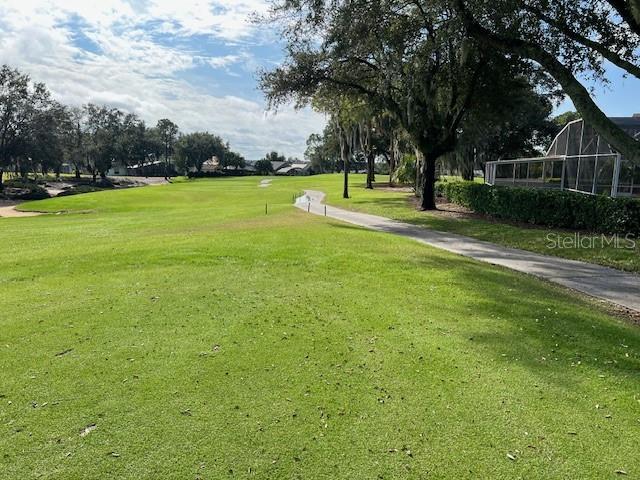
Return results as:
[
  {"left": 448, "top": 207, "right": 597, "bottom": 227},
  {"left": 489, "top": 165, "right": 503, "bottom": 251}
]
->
[
  {"left": 175, "top": 132, "right": 226, "bottom": 173},
  {"left": 261, "top": 0, "right": 545, "bottom": 208},
  {"left": 254, "top": 158, "right": 275, "bottom": 175},
  {"left": 451, "top": 0, "right": 640, "bottom": 161}
]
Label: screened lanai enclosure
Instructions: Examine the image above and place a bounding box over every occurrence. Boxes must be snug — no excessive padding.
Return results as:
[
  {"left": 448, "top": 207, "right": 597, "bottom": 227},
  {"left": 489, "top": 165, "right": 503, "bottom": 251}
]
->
[{"left": 485, "top": 116, "right": 640, "bottom": 197}]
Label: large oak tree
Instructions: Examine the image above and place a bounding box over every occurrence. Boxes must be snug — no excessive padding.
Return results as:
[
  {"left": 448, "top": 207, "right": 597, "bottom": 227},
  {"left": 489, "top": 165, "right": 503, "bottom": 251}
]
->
[{"left": 261, "top": 0, "right": 534, "bottom": 209}]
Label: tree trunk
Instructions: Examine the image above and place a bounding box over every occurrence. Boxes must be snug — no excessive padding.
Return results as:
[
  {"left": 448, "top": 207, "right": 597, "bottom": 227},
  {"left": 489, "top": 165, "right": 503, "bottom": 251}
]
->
[
  {"left": 420, "top": 154, "right": 437, "bottom": 210},
  {"left": 414, "top": 148, "right": 424, "bottom": 198},
  {"left": 461, "top": 148, "right": 474, "bottom": 181},
  {"left": 75, "top": 167, "right": 81, "bottom": 179},
  {"left": 19, "top": 161, "right": 28, "bottom": 179},
  {"left": 389, "top": 138, "right": 397, "bottom": 187},
  {"left": 343, "top": 157, "right": 349, "bottom": 198},
  {"left": 0, "top": 169, "right": 3, "bottom": 187},
  {"left": 339, "top": 125, "right": 350, "bottom": 199},
  {"left": 366, "top": 152, "right": 374, "bottom": 189}
]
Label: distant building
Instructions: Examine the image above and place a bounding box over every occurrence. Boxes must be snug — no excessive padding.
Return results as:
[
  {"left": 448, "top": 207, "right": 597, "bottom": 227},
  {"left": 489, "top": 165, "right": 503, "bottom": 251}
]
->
[
  {"left": 276, "top": 162, "right": 312, "bottom": 176},
  {"left": 192, "top": 157, "right": 220, "bottom": 174},
  {"left": 108, "top": 159, "right": 172, "bottom": 177},
  {"left": 271, "top": 161, "right": 290, "bottom": 173},
  {"left": 107, "top": 160, "right": 128, "bottom": 176}
]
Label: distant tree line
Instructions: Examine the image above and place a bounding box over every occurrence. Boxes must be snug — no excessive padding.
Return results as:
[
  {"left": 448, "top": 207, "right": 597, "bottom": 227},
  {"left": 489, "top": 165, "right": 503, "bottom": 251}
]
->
[{"left": 0, "top": 65, "right": 245, "bottom": 185}]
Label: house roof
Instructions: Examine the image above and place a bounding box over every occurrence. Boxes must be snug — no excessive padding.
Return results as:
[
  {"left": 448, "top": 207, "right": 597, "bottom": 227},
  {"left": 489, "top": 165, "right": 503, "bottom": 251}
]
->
[
  {"left": 611, "top": 116, "right": 640, "bottom": 128},
  {"left": 271, "top": 161, "right": 289, "bottom": 171},
  {"left": 277, "top": 163, "right": 311, "bottom": 174},
  {"left": 202, "top": 157, "right": 219, "bottom": 166},
  {"left": 128, "top": 159, "right": 164, "bottom": 169}
]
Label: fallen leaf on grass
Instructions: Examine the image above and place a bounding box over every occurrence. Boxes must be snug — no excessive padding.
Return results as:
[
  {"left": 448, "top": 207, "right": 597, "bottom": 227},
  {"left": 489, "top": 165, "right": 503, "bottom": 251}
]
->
[{"left": 80, "top": 424, "right": 96, "bottom": 437}]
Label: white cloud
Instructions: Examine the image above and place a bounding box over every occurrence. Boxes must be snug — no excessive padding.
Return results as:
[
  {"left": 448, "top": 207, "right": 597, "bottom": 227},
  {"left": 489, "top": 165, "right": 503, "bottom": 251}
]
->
[{"left": 0, "top": 0, "right": 325, "bottom": 159}]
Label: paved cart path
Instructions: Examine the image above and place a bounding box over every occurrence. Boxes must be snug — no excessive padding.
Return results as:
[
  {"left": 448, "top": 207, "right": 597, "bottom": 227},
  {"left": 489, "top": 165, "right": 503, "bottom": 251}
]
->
[{"left": 296, "top": 190, "right": 640, "bottom": 313}]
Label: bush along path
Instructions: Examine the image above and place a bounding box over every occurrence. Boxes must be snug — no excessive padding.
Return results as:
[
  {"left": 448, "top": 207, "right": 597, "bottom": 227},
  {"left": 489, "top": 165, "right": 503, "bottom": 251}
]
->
[
  {"left": 296, "top": 190, "right": 640, "bottom": 314},
  {"left": 437, "top": 181, "right": 640, "bottom": 237}
]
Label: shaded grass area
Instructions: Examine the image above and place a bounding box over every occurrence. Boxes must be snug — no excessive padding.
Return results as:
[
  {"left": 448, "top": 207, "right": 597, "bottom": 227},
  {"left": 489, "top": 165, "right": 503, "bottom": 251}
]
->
[
  {"left": 1, "top": 176, "right": 639, "bottom": 478},
  {"left": 305, "top": 174, "right": 640, "bottom": 273}
]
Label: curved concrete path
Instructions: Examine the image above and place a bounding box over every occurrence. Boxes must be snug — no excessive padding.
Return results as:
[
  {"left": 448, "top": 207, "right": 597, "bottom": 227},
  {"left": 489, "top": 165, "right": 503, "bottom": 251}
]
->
[{"left": 295, "top": 190, "right": 640, "bottom": 313}]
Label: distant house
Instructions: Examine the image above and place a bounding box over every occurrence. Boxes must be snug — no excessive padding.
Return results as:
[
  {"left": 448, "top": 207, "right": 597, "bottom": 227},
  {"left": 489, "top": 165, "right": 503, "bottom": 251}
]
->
[
  {"left": 58, "top": 163, "right": 75, "bottom": 175},
  {"left": 193, "top": 157, "right": 220, "bottom": 174},
  {"left": 271, "top": 161, "right": 290, "bottom": 173},
  {"left": 107, "top": 160, "right": 128, "bottom": 176},
  {"left": 108, "top": 159, "right": 171, "bottom": 177},
  {"left": 243, "top": 163, "right": 257, "bottom": 173},
  {"left": 276, "top": 162, "right": 312, "bottom": 176}
]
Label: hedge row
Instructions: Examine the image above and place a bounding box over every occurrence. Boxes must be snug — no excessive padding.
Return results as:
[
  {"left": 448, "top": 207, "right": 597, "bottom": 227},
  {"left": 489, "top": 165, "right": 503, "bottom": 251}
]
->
[{"left": 436, "top": 181, "right": 640, "bottom": 236}]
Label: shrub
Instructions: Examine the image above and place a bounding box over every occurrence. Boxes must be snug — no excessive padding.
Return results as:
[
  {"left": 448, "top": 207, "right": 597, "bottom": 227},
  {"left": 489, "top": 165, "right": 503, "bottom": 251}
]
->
[
  {"left": 375, "top": 162, "right": 390, "bottom": 175},
  {"left": 392, "top": 154, "right": 417, "bottom": 186},
  {"left": 437, "top": 181, "right": 640, "bottom": 236},
  {"left": 1, "top": 180, "right": 49, "bottom": 200}
]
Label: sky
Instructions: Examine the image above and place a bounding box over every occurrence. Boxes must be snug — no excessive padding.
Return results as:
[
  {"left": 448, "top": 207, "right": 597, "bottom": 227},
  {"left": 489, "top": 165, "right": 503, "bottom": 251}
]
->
[
  {"left": 0, "top": 1, "right": 638, "bottom": 160},
  {"left": 559, "top": 65, "right": 640, "bottom": 118},
  {"left": 0, "top": 0, "right": 327, "bottom": 160}
]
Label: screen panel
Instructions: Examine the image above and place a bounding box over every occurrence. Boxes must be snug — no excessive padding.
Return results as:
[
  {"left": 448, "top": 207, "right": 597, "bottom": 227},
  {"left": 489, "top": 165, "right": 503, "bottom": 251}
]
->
[
  {"left": 564, "top": 158, "right": 578, "bottom": 190},
  {"left": 595, "top": 155, "right": 615, "bottom": 195},
  {"left": 577, "top": 156, "right": 596, "bottom": 193},
  {"left": 567, "top": 122, "right": 583, "bottom": 156}
]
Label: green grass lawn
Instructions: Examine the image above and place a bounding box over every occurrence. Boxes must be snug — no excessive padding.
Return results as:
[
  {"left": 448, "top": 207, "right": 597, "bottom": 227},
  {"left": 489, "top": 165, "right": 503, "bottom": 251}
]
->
[
  {"left": 303, "top": 174, "right": 640, "bottom": 273},
  {"left": 2, "top": 176, "right": 639, "bottom": 479}
]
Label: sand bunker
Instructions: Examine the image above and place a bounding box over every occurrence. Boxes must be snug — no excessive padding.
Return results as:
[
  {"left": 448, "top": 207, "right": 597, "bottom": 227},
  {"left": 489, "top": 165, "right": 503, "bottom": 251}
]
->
[{"left": 0, "top": 205, "right": 45, "bottom": 218}]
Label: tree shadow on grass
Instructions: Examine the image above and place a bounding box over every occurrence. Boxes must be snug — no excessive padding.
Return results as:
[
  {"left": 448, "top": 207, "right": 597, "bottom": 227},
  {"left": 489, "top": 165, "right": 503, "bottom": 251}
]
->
[
  {"left": 327, "top": 218, "right": 640, "bottom": 393},
  {"left": 408, "top": 249, "right": 640, "bottom": 393}
]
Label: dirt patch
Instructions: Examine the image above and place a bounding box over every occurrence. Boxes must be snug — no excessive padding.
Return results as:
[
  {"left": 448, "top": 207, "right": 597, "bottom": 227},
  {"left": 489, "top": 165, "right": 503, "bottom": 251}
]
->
[
  {"left": 609, "top": 304, "right": 640, "bottom": 326},
  {"left": 404, "top": 195, "right": 488, "bottom": 221}
]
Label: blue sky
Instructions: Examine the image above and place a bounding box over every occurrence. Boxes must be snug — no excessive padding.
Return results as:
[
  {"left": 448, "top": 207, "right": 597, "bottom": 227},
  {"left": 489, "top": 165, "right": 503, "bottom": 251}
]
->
[
  {"left": 559, "top": 64, "right": 640, "bottom": 117},
  {"left": 0, "top": 0, "right": 325, "bottom": 159},
  {"left": 0, "top": 1, "right": 638, "bottom": 159}
]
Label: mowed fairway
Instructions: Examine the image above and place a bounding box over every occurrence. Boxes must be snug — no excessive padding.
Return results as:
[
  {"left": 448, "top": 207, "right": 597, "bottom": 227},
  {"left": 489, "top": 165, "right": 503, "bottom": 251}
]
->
[{"left": 1, "top": 175, "right": 639, "bottom": 479}]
